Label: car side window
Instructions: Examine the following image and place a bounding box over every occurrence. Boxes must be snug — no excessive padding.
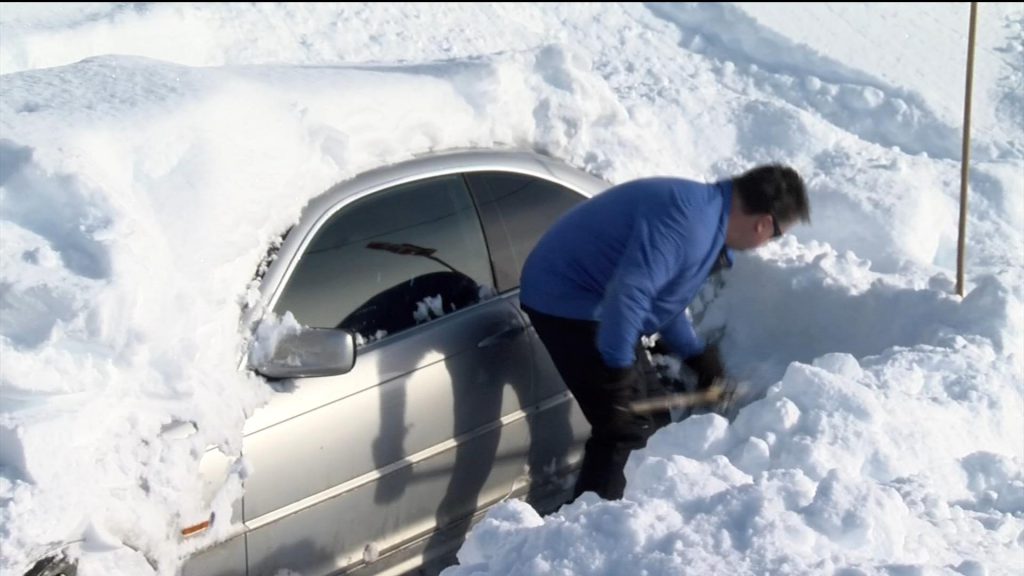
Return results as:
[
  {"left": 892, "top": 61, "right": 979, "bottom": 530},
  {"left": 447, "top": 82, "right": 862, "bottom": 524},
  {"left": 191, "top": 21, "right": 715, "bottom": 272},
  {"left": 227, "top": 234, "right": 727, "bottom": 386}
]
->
[
  {"left": 274, "top": 175, "right": 493, "bottom": 345},
  {"left": 466, "top": 171, "right": 586, "bottom": 292}
]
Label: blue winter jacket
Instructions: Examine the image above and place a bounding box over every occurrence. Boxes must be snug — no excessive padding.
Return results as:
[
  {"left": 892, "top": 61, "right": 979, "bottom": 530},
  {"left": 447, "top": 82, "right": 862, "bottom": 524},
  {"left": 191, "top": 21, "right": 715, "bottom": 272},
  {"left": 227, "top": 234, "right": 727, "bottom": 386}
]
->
[{"left": 520, "top": 177, "right": 732, "bottom": 368}]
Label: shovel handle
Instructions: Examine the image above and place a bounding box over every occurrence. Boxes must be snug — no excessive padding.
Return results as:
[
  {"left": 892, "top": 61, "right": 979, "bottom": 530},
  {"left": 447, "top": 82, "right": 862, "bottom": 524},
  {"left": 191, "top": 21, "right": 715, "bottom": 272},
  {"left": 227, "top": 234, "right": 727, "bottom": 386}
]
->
[{"left": 628, "top": 385, "right": 726, "bottom": 415}]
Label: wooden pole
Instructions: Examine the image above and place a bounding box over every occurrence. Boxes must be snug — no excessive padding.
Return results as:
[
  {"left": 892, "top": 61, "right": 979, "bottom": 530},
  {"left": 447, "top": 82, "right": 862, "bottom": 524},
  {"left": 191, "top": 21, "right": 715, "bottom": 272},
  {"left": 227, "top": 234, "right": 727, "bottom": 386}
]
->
[{"left": 956, "top": 2, "right": 978, "bottom": 297}]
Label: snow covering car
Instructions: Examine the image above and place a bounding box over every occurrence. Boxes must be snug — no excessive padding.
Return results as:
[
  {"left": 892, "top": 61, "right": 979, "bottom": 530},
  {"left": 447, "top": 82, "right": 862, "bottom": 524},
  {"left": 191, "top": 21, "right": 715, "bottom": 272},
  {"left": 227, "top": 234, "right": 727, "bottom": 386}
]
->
[{"left": 170, "top": 150, "right": 605, "bottom": 575}]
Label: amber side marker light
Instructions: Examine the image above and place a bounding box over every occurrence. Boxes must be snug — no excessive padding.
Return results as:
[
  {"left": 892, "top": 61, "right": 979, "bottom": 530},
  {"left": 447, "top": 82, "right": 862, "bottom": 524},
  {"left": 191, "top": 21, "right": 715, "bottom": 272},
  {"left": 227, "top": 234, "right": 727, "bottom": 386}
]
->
[{"left": 181, "top": 513, "right": 215, "bottom": 537}]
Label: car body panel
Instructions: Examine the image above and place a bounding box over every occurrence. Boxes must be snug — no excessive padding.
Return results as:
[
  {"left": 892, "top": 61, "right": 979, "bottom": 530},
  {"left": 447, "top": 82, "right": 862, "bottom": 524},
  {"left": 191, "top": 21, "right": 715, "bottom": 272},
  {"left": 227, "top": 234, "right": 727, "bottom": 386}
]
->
[
  {"left": 242, "top": 294, "right": 532, "bottom": 521},
  {"left": 181, "top": 535, "right": 246, "bottom": 576}
]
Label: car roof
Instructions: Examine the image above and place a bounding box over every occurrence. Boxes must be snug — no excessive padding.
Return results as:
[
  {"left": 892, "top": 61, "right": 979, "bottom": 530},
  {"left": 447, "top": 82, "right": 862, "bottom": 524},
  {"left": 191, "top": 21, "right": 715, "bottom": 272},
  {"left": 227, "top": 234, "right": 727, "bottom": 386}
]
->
[{"left": 304, "top": 148, "right": 608, "bottom": 222}]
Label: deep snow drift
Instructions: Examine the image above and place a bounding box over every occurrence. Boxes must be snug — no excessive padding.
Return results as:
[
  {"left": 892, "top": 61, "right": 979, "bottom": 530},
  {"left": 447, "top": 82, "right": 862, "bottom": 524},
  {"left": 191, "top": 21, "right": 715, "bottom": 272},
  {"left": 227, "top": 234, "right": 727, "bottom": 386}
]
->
[{"left": 0, "top": 3, "right": 1021, "bottom": 575}]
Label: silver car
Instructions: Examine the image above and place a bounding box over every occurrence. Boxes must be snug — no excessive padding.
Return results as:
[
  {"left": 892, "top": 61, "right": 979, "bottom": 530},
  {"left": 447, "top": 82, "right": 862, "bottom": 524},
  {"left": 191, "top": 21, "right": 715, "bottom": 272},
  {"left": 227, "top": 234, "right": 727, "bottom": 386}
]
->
[{"left": 169, "top": 150, "right": 606, "bottom": 576}]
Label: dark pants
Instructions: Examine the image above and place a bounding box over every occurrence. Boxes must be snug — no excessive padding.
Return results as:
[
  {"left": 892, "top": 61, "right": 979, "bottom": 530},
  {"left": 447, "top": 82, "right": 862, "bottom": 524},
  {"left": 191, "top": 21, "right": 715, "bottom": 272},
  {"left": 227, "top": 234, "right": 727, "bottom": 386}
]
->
[{"left": 523, "top": 305, "right": 669, "bottom": 501}]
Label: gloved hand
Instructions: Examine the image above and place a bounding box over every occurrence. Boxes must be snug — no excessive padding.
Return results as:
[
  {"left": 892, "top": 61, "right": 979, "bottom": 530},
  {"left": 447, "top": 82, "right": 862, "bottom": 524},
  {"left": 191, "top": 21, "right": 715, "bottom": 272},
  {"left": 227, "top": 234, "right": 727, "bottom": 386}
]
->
[
  {"left": 684, "top": 344, "right": 725, "bottom": 391},
  {"left": 647, "top": 338, "right": 672, "bottom": 357}
]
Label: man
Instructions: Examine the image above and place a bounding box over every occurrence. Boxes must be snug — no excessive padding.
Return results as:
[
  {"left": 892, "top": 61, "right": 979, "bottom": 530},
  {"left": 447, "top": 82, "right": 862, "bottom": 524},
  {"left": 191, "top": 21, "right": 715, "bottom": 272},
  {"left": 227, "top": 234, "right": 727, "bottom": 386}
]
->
[{"left": 520, "top": 164, "right": 810, "bottom": 501}]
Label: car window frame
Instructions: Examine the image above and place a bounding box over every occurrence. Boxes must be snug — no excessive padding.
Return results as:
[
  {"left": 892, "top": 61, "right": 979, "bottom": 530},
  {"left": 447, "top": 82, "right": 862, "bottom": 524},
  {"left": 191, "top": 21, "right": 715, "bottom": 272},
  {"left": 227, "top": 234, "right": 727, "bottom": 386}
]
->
[
  {"left": 271, "top": 174, "right": 495, "bottom": 350},
  {"left": 462, "top": 170, "right": 589, "bottom": 294},
  {"left": 250, "top": 162, "right": 601, "bottom": 354}
]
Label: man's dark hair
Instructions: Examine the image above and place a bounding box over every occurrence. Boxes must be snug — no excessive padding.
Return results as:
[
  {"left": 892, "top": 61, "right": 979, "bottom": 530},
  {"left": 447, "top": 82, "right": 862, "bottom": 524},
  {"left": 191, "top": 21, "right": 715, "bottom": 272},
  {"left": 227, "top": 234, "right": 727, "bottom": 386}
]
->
[{"left": 732, "top": 164, "right": 810, "bottom": 225}]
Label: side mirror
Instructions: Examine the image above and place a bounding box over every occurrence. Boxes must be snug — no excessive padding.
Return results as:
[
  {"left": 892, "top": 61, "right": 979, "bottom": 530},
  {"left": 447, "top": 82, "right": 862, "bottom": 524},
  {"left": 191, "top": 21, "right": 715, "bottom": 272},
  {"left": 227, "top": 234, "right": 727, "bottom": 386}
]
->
[{"left": 249, "top": 324, "right": 356, "bottom": 379}]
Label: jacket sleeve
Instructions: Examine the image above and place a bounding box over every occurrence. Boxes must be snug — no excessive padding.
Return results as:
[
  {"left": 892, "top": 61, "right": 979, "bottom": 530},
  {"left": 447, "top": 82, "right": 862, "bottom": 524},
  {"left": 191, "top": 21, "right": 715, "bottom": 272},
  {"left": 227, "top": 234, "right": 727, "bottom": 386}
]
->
[
  {"left": 658, "top": 311, "right": 705, "bottom": 359},
  {"left": 596, "top": 195, "right": 695, "bottom": 368}
]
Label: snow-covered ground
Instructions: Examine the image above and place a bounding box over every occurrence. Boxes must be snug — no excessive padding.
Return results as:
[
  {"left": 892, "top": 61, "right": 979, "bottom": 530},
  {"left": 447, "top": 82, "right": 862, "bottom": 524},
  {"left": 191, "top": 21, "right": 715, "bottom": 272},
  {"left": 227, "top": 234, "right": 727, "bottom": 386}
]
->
[{"left": 1, "top": 3, "right": 1021, "bottom": 575}]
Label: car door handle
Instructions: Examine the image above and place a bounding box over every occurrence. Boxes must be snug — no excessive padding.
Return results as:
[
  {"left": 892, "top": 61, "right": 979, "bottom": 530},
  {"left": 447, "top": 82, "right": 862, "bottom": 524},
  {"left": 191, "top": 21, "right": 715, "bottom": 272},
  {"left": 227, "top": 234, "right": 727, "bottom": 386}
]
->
[{"left": 477, "top": 322, "right": 525, "bottom": 348}]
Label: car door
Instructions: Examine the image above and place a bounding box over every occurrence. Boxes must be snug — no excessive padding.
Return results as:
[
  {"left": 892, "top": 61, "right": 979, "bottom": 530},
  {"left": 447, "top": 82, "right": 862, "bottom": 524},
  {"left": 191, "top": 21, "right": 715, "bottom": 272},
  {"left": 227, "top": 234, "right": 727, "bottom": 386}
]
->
[
  {"left": 241, "top": 173, "right": 535, "bottom": 575},
  {"left": 463, "top": 170, "right": 593, "bottom": 508}
]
